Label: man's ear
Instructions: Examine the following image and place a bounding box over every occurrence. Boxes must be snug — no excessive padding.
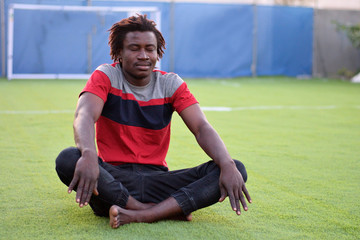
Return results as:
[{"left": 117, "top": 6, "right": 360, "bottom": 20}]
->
[{"left": 118, "top": 50, "right": 123, "bottom": 63}]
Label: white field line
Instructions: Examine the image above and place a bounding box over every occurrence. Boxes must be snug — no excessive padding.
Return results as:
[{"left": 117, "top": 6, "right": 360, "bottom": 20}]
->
[
  {"left": 0, "top": 105, "right": 359, "bottom": 114},
  {"left": 201, "top": 105, "right": 340, "bottom": 111},
  {"left": 0, "top": 110, "right": 74, "bottom": 114}
]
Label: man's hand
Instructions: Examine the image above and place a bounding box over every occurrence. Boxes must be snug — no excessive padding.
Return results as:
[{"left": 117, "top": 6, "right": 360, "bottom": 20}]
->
[
  {"left": 70, "top": 92, "right": 104, "bottom": 207},
  {"left": 68, "top": 151, "right": 99, "bottom": 207},
  {"left": 179, "top": 104, "right": 251, "bottom": 215},
  {"left": 218, "top": 163, "right": 252, "bottom": 215}
]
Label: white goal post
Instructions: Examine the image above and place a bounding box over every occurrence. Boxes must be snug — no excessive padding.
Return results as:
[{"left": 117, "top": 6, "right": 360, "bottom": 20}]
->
[{"left": 7, "top": 4, "right": 161, "bottom": 80}]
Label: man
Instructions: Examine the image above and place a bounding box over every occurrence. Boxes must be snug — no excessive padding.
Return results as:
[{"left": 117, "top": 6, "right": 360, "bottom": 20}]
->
[{"left": 55, "top": 14, "right": 251, "bottom": 229}]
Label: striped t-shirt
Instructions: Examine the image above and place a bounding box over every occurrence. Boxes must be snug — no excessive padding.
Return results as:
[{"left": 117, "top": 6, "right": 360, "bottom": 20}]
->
[{"left": 81, "top": 63, "right": 198, "bottom": 167}]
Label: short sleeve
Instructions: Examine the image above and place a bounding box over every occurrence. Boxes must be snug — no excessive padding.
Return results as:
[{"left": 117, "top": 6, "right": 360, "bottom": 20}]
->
[
  {"left": 80, "top": 70, "right": 111, "bottom": 102},
  {"left": 171, "top": 82, "right": 198, "bottom": 113}
]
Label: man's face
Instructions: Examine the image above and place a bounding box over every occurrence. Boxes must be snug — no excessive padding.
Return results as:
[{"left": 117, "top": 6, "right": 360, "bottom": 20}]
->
[{"left": 120, "top": 31, "right": 158, "bottom": 86}]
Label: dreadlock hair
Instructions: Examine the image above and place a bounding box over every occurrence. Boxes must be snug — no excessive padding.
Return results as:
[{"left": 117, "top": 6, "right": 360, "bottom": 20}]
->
[{"left": 108, "top": 14, "right": 165, "bottom": 63}]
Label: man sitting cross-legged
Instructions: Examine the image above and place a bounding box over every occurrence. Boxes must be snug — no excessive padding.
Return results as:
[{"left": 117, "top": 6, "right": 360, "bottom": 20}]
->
[{"left": 55, "top": 14, "right": 251, "bottom": 229}]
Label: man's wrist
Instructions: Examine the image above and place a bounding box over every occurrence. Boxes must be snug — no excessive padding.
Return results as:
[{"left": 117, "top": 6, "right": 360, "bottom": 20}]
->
[
  {"left": 218, "top": 158, "right": 236, "bottom": 171},
  {"left": 81, "top": 148, "right": 98, "bottom": 159}
]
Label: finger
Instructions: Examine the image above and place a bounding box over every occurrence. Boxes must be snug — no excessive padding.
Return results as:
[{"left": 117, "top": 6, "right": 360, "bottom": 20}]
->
[
  {"left": 76, "top": 179, "right": 85, "bottom": 205},
  {"left": 228, "top": 193, "right": 237, "bottom": 212},
  {"left": 68, "top": 175, "right": 79, "bottom": 193},
  {"left": 243, "top": 185, "right": 252, "bottom": 203},
  {"left": 219, "top": 186, "right": 227, "bottom": 202},
  {"left": 239, "top": 190, "right": 248, "bottom": 211},
  {"left": 80, "top": 180, "right": 91, "bottom": 207},
  {"left": 84, "top": 181, "right": 96, "bottom": 206},
  {"left": 93, "top": 181, "right": 99, "bottom": 196},
  {"left": 234, "top": 191, "right": 241, "bottom": 215}
]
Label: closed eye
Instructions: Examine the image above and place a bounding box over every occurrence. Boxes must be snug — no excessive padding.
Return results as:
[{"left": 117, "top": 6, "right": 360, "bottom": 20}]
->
[
  {"left": 129, "top": 45, "right": 139, "bottom": 51},
  {"left": 146, "top": 46, "right": 156, "bottom": 51}
]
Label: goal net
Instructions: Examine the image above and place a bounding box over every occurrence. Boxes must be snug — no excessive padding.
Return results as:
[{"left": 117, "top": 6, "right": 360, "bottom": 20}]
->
[{"left": 7, "top": 4, "right": 161, "bottom": 80}]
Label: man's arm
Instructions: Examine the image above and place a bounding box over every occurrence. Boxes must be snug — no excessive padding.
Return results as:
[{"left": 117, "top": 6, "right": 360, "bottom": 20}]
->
[
  {"left": 68, "top": 92, "right": 104, "bottom": 207},
  {"left": 179, "top": 103, "right": 251, "bottom": 215}
]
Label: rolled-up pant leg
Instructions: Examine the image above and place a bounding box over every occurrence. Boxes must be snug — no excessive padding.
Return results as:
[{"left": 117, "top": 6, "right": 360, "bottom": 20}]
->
[
  {"left": 55, "top": 147, "right": 130, "bottom": 216},
  {"left": 142, "top": 160, "right": 248, "bottom": 216},
  {"left": 173, "top": 160, "right": 247, "bottom": 215}
]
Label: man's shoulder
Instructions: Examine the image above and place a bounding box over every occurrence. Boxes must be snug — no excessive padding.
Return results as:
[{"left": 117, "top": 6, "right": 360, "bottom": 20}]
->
[
  {"left": 153, "top": 69, "right": 183, "bottom": 85},
  {"left": 95, "top": 63, "right": 123, "bottom": 88},
  {"left": 153, "top": 70, "right": 184, "bottom": 96},
  {"left": 96, "top": 63, "right": 120, "bottom": 75}
]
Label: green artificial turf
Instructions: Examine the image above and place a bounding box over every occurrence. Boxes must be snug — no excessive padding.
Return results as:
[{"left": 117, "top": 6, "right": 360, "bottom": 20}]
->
[{"left": 0, "top": 77, "right": 359, "bottom": 239}]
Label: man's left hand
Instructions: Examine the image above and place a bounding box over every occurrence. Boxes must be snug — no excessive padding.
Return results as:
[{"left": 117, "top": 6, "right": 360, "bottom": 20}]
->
[{"left": 218, "top": 163, "right": 252, "bottom": 215}]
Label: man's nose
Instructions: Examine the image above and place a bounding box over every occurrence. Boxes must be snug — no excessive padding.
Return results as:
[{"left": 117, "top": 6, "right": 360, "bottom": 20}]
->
[{"left": 138, "top": 49, "right": 149, "bottom": 60}]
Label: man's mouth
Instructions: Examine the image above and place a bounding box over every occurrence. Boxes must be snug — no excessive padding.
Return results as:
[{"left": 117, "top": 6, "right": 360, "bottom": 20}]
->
[{"left": 135, "top": 62, "right": 151, "bottom": 70}]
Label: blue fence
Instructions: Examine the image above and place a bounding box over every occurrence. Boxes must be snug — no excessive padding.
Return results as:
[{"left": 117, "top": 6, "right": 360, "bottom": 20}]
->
[
  {"left": 0, "top": 0, "right": 313, "bottom": 78},
  {"left": 256, "top": 5, "right": 313, "bottom": 76}
]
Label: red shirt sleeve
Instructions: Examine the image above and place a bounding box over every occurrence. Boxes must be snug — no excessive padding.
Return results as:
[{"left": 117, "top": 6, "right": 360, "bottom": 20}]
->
[
  {"left": 80, "top": 70, "right": 111, "bottom": 102},
  {"left": 171, "top": 82, "right": 198, "bottom": 113}
]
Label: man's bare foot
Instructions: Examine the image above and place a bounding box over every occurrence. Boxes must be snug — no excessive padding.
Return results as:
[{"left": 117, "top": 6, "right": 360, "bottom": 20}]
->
[
  {"left": 109, "top": 197, "right": 191, "bottom": 228},
  {"left": 109, "top": 205, "right": 120, "bottom": 228},
  {"left": 110, "top": 205, "right": 137, "bottom": 228},
  {"left": 109, "top": 204, "right": 192, "bottom": 229}
]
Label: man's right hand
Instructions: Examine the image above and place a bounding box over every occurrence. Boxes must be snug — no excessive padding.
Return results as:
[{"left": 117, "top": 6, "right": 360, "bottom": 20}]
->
[{"left": 68, "top": 150, "right": 99, "bottom": 207}]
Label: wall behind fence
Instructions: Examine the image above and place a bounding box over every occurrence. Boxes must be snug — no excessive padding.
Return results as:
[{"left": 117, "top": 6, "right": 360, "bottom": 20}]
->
[
  {"left": 1, "top": 0, "right": 313, "bottom": 78},
  {"left": 313, "top": 9, "right": 360, "bottom": 78}
]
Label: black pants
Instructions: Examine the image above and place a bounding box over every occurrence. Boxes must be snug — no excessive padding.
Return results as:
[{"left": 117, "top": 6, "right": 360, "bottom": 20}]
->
[{"left": 55, "top": 147, "right": 248, "bottom": 217}]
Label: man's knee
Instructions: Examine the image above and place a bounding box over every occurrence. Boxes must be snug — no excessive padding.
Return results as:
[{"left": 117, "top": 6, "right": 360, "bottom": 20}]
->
[
  {"left": 233, "top": 160, "right": 248, "bottom": 182},
  {"left": 55, "top": 147, "right": 81, "bottom": 185}
]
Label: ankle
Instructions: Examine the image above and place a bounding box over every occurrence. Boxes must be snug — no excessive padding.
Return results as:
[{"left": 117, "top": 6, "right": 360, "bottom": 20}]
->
[
  {"left": 125, "top": 196, "right": 142, "bottom": 210},
  {"left": 126, "top": 196, "right": 154, "bottom": 210},
  {"left": 137, "top": 209, "right": 155, "bottom": 223}
]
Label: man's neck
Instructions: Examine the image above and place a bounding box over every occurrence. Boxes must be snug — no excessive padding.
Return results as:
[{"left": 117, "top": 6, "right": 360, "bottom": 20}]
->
[
  {"left": 122, "top": 70, "right": 151, "bottom": 87},
  {"left": 127, "top": 78, "right": 151, "bottom": 87}
]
